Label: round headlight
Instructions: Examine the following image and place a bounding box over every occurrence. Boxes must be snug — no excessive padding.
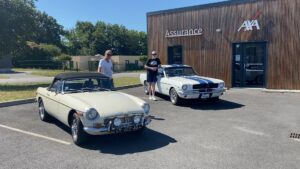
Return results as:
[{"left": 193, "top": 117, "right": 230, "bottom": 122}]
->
[
  {"left": 142, "top": 103, "right": 150, "bottom": 114},
  {"left": 219, "top": 82, "right": 225, "bottom": 88},
  {"left": 133, "top": 116, "right": 141, "bottom": 124},
  {"left": 113, "top": 118, "right": 122, "bottom": 126},
  {"left": 182, "top": 85, "right": 188, "bottom": 90},
  {"left": 85, "top": 108, "right": 98, "bottom": 120}
]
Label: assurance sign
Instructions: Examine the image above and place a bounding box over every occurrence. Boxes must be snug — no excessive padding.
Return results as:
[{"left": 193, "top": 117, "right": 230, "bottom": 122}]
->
[{"left": 165, "top": 28, "right": 203, "bottom": 38}]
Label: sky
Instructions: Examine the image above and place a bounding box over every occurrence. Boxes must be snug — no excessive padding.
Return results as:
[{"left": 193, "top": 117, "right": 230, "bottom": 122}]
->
[{"left": 36, "top": 0, "right": 225, "bottom": 32}]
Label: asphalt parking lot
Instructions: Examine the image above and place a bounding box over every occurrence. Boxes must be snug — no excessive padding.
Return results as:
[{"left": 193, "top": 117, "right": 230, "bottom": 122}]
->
[{"left": 0, "top": 87, "right": 299, "bottom": 169}]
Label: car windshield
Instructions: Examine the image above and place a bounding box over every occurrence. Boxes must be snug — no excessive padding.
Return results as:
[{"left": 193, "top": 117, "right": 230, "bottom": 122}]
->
[
  {"left": 63, "top": 77, "right": 112, "bottom": 93},
  {"left": 165, "top": 67, "right": 197, "bottom": 77}
]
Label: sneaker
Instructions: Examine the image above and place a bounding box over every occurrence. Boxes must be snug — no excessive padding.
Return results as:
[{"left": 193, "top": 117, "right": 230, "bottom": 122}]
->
[
  {"left": 149, "top": 95, "right": 153, "bottom": 100},
  {"left": 152, "top": 96, "right": 157, "bottom": 101}
]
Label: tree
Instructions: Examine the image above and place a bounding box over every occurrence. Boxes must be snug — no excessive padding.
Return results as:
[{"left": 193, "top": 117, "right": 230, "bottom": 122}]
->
[
  {"left": 33, "top": 11, "right": 65, "bottom": 48},
  {"left": 64, "top": 21, "right": 147, "bottom": 56},
  {"left": 54, "top": 54, "right": 71, "bottom": 70},
  {"left": 139, "top": 55, "right": 148, "bottom": 65},
  {"left": 0, "top": 0, "right": 36, "bottom": 57},
  {"left": 0, "top": 0, "right": 64, "bottom": 58}
]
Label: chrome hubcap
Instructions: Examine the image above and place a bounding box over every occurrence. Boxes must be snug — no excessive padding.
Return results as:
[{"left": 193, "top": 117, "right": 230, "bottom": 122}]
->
[
  {"left": 39, "top": 103, "right": 45, "bottom": 119},
  {"left": 71, "top": 118, "right": 78, "bottom": 141},
  {"left": 171, "top": 90, "right": 177, "bottom": 103}
]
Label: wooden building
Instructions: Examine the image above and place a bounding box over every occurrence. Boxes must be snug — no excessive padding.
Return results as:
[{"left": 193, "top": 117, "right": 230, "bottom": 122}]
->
[{"left": 147, "top": 0, "right": 300, "bottom": 89}]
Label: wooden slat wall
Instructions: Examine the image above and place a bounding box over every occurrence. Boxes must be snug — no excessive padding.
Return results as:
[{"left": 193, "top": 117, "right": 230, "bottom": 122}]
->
[{"left": 147, "top": 0, "right": 300, "bottom": 89}]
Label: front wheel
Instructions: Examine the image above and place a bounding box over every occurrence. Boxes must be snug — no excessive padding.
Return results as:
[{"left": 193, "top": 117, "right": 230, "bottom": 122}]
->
[
  {"left": 38, "top": 100, "right": 50, "bottom": 122},
  {"left": 170, "top": 88, "right": 181, "bottom": 105},
  {"left": 71, "top": 113, "right": 87, "bottom": 145}
]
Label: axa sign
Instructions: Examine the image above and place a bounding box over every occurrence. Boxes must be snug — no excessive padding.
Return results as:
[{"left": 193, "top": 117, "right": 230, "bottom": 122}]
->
[{"left": 238, "top": 11, "right": 261, "bottom": 32}]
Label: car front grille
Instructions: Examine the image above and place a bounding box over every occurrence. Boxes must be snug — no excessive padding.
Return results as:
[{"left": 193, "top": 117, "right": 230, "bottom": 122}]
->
[
  {"left": 104, "top": 116, "right": 136, "bottom": 127},
  {"left": 193, "top": 83, "right": 218, "bottom": 89}
]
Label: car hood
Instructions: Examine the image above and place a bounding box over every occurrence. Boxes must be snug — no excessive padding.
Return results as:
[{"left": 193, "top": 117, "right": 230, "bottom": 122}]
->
[
  {"left": 168, "top": 75, "right": 223, "bottom": 85},
  {"left": 67, "top": 91, "right": 145, "bottom": 118}
]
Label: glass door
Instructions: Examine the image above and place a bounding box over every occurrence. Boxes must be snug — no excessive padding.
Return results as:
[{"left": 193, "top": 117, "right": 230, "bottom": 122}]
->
[{"left": 232, "top": 42, "right": 266, "bottom": 87}]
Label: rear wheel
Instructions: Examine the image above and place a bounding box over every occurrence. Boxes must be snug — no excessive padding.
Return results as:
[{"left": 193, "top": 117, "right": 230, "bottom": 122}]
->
[
  {"left": 170, "top": 88, "right": 181, "bottom": 105},
  {"left": 71, "top": 113, "right": 87, "bottom": 145},
  {"left": 38, "top": 99, "right": 50, "bottom": 121},
  {"left": 144, "top": 81, "right": 149, "bottom": 95}
]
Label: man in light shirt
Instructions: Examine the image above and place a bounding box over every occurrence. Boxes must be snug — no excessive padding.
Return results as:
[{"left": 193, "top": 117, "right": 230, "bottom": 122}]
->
[{"left": 98, "top": 50, "right": 114, "bottom": 89}]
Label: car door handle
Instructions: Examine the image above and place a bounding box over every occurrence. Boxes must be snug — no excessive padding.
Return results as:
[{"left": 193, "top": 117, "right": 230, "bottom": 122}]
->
[{"left": 46, "top": 93, "right": 50, "bottom": 96}]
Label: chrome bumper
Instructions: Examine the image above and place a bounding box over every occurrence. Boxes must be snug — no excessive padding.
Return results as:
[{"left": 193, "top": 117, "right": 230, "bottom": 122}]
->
[
  {"left": 83, "top": 116, "right": 151, "bottom": 135},
  {"left": 178, "top": 88, "right": 226, "bottom": 99}
]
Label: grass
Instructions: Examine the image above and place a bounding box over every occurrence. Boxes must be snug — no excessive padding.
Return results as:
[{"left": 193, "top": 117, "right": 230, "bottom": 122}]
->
[
  {"left": 123, "top": 69, "right": 145, "bottom": 73},
  {"left": 13, "top": 68, "right": 145, "bottom": 77},
  {"left": 13, "top": 68, "right": 78, "bottom": 77},
  {"left": 0, "top": 77, "right": 140, "bottom": 102},
  {"left": 0, "top": 83, "right": 49, "bottom": 103},
  {"left": 0, "top": 75, "right": 8, "bottom": 79},
  {"left": 114, "top": 77, "right": 140, "bottom": 87},
  {"left": 30, "top": 70, "right": 77, "bottom": 77}
]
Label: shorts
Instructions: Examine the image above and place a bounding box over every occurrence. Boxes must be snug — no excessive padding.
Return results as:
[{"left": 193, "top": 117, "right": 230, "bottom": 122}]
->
[{"left": 147, "top": 74, "right": 157, "bottom": 83}]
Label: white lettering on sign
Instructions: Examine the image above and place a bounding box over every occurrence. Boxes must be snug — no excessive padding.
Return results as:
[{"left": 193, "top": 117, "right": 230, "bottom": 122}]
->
[
  {"left": 238, "top": 20, "right": 260, "bottom": 32},
  {"left": 165, "top": 28, "right": 203, "bottom": 38}
]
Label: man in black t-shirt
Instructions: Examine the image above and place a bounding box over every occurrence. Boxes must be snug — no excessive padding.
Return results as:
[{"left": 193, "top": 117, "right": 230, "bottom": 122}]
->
[{"left": 144, "top": 51, "right": 161, "bottom": 101}]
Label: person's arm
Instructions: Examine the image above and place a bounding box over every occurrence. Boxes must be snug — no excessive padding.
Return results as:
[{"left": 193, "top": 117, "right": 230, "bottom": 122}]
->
[
  {"left": 144, "top": 59, "right": 154, "bottom": 70},
  {"left": 157, "top": 58, "right": 162, "bottom": 69},
  {"left": 98, "top": 60, "right": 103, "bottom": 73}
]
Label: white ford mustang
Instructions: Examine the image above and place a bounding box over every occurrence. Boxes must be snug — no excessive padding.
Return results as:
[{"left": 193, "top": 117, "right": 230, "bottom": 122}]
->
[
  {"left": 140, "top": 64, "right": 226, "bottom": 105},
  {"left": 36, "top": 72, "right": 151, "bottom": 145}
]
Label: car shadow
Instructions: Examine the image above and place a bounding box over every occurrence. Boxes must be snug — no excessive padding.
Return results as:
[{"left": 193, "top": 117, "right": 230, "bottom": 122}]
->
[
  {"left": 80, "top": 128, "right": 177, "bottom": 155},
  {"left": 45, "top": 117, "right": 72, "bottom": 135},
  {"left": 150, "top": 115, "right": 165, "bottom": 121},
  {"left": 155, "top": 93, "right": 244, "bottom": 110},
  {"left": 180, "top": 99, "right": 245, "bottom": 110},
  {"left": 47, "top": 117, "right": 176, "bottom": 155}
]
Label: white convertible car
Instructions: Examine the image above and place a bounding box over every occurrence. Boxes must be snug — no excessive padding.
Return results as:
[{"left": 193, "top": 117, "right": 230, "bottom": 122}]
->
[
  {"left": 140, "top": 65, "right": 226, "bottom": 105},
  {"left": 36, "top": 72, "right": 151, "bottom": 145}
]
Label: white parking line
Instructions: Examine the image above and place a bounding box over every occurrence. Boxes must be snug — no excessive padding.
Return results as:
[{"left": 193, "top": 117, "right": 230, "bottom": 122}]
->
[
  {"left": 0, "top": 124, "right": 71, "bottom": 145},
  {"left": 234, "top": 126, "right": 267, "bottom": 136},
  {"left": 293, "top": 139, "right": 300, "bottom": 142}
]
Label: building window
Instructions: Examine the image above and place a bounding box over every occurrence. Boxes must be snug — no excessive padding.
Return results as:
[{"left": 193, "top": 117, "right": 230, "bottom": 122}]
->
[
  {"left": 125, "top": 60, "right": 129, "bottom": 65},
  {"left": 135, "top": 60, "right": 138, "bottom": 65}
]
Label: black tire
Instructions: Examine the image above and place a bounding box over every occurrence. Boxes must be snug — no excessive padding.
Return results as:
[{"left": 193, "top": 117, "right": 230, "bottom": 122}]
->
[
  {"left": 71, "top": 113, "right": 87, "bottom": 145},
  {"left": 38, "top": 99, "right": 50, "bottom": 122},
  {"left": 144, "top": 81, "right": 149, "bottom": 95},
  {"left": 169, "top": 88, "right": 181, "bottom": 105}
]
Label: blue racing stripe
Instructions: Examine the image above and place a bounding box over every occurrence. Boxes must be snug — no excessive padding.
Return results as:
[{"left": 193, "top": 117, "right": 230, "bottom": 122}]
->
[{"left": 184, "top": 76, "right": 209, "bottom": 84}]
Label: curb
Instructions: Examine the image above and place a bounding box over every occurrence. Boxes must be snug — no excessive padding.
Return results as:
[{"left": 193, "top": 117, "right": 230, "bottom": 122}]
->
[
  {"left": 114, "top": 84, "right": 142, "bottom": 90},
  {"left": 0, "top": 84, "right": 143, "bottom": 108},
  {"left": 0, "top": 98, "right": 36, "bottom": 108},
  {"left": 263, "top": 89, "right": 300, "bottom": 93}
]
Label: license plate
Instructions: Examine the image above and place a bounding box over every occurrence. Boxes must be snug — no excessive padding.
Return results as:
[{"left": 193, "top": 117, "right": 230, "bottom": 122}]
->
[{"left": 201, "top": 94, "right": 210, "bottom": 99}]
